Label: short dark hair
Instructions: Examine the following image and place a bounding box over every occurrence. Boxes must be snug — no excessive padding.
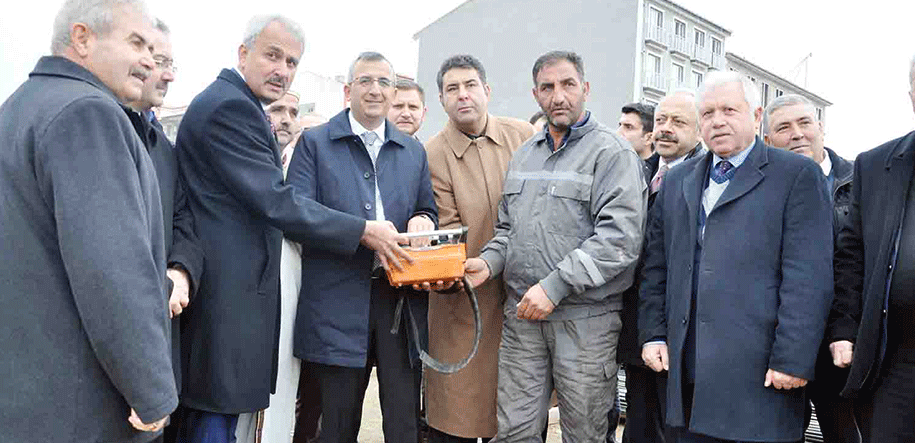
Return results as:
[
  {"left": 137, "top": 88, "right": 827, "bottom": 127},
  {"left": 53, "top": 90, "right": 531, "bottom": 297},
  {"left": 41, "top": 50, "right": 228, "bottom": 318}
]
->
[
  {"left": 348, "top": 51, "right": 394, "bottom": 83},
  {"left": 436, "top": 54, "right": 487, "bottom": 93},
  {"left": 529, "top": 110, "right": 545, "bottom": 125},
  {"left": 395, "top": 79, "right": 425, "bottom": 104},
  {"left": 532, "top": 50, "right": 585, "bottom": 85},
  {"left": 621, "top": 102, "right": 655, "bottom": 134}
]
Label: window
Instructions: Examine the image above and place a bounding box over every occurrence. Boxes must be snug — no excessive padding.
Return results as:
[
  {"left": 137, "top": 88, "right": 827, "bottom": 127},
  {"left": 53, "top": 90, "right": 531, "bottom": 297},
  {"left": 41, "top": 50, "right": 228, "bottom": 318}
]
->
[
  {"left": 648, "top": 53, "right": 662, "bottom": 74},
  {"left": 775, "top": 89, "right": 783, "bottom": 98},
  {"left": 649, "top": 7, "right": 663, "bottom": 28},
  {"left": 674, "top": 20, "right": 686, "bottom": 38},
  {"left": 816, "top": 108, "right": 823, "bottom": 121},
  {"left": 694, "top": 29, "right": 706, "bottom": 48},
  {"left": 693, "top": 71, "right": 704, "bottom": 88},
  {"left": 673, "top": 63, "right": 685, "bottom": 85},
  {"left": 761, "top": 83, "right": 770, "bottom": 107},
  {"left": 711, "top": 37, "right": 722, "bottom": 54}
]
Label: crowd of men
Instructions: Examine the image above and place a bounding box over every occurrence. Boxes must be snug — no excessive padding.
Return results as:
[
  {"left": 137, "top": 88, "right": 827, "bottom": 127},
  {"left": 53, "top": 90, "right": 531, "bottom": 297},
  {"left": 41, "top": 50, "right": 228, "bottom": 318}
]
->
[{"left": 3, "top": 1, "right": 915, "bottom": 443}]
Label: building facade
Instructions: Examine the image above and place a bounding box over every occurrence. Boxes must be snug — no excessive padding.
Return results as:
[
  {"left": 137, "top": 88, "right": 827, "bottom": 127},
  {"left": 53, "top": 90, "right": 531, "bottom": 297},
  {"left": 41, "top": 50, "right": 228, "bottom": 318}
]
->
[
  {"left": 638, "top": 0, "right": 730, "bottom": 105},
  {"left": 414, "top": 0, "right": 828, "bottom": 139}
]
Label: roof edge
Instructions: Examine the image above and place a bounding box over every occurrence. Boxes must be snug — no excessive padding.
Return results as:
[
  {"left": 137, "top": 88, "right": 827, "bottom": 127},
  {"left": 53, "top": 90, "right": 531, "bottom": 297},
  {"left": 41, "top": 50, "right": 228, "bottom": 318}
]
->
[{"left": 725, "top": 52, "right": 832, "bottom": 106}]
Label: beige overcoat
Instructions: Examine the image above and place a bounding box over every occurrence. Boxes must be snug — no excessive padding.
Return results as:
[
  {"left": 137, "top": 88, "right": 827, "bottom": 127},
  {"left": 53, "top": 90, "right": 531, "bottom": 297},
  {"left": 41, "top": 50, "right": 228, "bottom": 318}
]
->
[{"left": 424, "top": 115, "right": 535, "bottom": 437}]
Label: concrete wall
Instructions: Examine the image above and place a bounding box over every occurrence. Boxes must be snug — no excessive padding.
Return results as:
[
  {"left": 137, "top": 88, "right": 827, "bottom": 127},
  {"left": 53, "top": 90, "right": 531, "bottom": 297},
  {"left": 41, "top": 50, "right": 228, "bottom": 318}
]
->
[{"left": 414, "top": 0, "right": 640, "bottom": 140}]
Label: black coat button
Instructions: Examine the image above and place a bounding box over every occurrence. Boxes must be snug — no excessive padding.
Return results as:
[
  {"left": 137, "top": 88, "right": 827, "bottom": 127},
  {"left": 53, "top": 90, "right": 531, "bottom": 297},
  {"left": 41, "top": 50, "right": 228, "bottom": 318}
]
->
[
  {"left": 364, "top": 172, "right": 371, "bottom": 179},
  {"left": 365, "top": 203, "right": 372, "bottom": 210}
]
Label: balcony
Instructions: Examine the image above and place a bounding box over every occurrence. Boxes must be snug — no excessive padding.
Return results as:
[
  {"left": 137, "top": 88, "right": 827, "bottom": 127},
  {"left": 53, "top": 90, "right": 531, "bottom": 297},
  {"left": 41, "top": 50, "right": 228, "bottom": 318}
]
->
[
  {"left": 643, "top": 71, "right": 667, "bottom": 93},
  {"left": 710, "top": 52, "right": 725, "bottom": 70},
  {"left": 669, "top": 36, "right": 691, "bottom": 57},
  {"left": 669, "top": 76, "right": 690, "bottom": 91},
  {"left": 644, "top": 24, "right": 668, "bottom": 48},
  {"left": 691, "top": 45, "right": 712, "bottom": 67}
]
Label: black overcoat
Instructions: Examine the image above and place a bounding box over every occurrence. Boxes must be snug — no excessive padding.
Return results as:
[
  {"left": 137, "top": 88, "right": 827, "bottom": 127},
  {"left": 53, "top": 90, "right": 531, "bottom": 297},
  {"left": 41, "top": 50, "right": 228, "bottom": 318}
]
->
[
  {"left": 833, "top": 131, "right": 915, "bottom": 398},
  {"left": 175, "top": 69, "right": 365, "bottom": 413}
]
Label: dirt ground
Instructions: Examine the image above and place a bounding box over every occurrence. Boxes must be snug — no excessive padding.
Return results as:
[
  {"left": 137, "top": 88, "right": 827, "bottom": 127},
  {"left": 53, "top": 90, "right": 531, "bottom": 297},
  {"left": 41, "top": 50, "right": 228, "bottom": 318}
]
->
[{"left": 356, "top": 369, "right": 624, "bottom": 442}]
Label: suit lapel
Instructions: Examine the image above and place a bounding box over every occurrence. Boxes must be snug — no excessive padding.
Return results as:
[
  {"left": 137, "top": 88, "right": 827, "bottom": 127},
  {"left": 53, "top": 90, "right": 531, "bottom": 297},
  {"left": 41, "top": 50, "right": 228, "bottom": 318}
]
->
[
  {"left": 712, "top": 141, "right": 767, "bottom": 212},
  {"left": 879, "top": 133, "right": 915, "bottom": 239},
  {"left": 682, "top": 152, "right": 711, "bottom": 240}
]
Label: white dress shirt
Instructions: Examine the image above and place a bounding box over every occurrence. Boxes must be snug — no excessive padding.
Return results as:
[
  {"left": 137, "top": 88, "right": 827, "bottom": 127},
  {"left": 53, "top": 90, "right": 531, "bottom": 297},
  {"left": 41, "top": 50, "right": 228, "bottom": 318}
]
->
[{"left": 348, "top": 110, "right": 387, "bottom": 222}]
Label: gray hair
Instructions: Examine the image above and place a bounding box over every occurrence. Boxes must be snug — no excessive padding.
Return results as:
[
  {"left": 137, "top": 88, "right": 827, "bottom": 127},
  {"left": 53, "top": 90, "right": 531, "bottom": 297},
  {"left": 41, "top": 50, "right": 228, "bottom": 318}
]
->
[
  {"left": 910, "top": 52, "right": 915, "bottom": 89},
  {"left": 347, "top": 51, "right": 395, "bottom": 83},
  {"left": 763, "top": 94, "right": 817, "bottom": 135},
  {"left": 154, "top": 17, "right": 169, "bottom": 35},
  {"left": 696, "top": 70, "right": 761, "bottom": 114},
  {"left": 242, "top": 14, "right": 305, "bottom": 53},
  {"left": 51, "top": 0, "right": 152, "bottom": 54}
]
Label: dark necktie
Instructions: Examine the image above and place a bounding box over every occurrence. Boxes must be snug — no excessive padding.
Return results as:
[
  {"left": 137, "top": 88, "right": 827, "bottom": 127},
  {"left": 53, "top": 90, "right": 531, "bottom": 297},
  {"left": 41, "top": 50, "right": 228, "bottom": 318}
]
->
[{"left": 710, "top": 160, "right": 735, "bottom": 184}]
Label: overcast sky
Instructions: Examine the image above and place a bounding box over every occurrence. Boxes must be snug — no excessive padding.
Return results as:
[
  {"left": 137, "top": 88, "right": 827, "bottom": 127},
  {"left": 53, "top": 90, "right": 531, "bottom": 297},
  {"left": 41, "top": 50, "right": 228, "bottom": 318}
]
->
[{"left": 2, "top": 0, "right": 913, "bottom": 159}]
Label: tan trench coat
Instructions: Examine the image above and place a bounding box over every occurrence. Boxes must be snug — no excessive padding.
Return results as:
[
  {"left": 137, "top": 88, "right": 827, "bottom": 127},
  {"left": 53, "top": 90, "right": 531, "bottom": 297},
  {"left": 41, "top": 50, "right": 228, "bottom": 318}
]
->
[{"left": 424, "top": 115, "right": 535, "bottom": 437}]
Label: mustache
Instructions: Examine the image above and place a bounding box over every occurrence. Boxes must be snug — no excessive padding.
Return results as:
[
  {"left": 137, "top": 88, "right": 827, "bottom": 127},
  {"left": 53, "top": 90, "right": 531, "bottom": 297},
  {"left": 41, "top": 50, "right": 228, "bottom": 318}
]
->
[
  {"left": 130, "top": 66, "right": 151, "bottom": 81},
  {"left": 266, "top": 75, "right": 286, "bottom": 88},
  {"left": 655, "top": 132, "right": 678, "bottom": 143}
]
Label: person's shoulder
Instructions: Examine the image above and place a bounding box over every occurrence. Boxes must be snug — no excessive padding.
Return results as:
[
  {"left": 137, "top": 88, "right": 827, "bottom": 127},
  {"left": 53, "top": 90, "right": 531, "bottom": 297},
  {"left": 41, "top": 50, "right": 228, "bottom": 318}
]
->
[
  {"left": 587, "top": 120, "right": 636, "bottom": 156},
  {"left": 492, "top": 115, "right": 536, "bottom": 137},
  {"left": 857, "top": 130, "right": 915, "bottom": 168},
  {"left": 423, "top": 129, "right": 450, "bottom": 154}
]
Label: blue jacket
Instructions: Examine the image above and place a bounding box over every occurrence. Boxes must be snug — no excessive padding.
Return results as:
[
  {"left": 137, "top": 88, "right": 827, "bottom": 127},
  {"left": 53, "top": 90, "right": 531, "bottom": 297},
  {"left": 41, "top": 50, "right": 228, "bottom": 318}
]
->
[
  {"left": 287, "top": 109, "right": 437, "bottom": 368},
  {"left": 175, "top": 70, "right": 365, "bottom": 413},
  {"left": 639, "top": 138, "right": 834, "bottom": 441}
]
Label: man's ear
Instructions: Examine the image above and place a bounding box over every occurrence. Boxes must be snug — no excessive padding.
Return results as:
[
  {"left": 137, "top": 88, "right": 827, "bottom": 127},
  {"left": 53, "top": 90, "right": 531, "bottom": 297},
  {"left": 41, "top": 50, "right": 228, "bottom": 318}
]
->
[
  {"left": 237, "top": 44, "right": 248, "bottom": 72},
  {"left": 70, "top": 23, "right": 92, "bottom": 57}
]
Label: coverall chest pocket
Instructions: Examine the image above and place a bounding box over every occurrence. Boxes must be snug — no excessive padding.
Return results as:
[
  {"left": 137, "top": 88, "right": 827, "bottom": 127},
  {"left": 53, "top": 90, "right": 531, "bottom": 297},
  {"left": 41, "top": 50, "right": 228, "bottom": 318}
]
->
[
  {"left": 501, "top": 178, "right": 525, "bottom": 226},
  {"left": 548, "top": 181, "right": 592, "bottom": 238}
]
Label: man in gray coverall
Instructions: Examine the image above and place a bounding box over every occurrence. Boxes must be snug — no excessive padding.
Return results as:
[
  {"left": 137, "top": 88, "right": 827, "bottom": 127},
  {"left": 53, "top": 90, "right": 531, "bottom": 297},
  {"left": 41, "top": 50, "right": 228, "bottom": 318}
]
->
[{"left": 465, "top": 50, "right": 647, "bottom": 442}]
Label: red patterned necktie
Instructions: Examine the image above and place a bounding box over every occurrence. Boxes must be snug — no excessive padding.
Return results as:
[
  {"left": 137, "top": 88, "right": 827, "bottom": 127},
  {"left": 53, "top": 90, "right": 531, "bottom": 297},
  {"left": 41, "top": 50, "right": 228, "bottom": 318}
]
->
[{"left": 650, "top": 164, "right": 669, "bottom": 194}]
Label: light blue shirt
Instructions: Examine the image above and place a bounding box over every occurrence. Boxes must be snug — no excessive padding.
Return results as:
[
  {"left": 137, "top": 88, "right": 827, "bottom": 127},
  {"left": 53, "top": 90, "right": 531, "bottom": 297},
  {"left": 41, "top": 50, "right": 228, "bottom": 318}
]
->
[{"left": 703, "top": 139, "right": 755, "bottom": 217}]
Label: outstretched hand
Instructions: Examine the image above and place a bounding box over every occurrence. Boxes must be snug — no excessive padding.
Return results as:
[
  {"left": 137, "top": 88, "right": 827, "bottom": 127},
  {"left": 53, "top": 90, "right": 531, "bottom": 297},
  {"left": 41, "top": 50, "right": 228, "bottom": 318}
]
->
[{"left": 360, "top": 220, "right": 412, "bottom": 271}]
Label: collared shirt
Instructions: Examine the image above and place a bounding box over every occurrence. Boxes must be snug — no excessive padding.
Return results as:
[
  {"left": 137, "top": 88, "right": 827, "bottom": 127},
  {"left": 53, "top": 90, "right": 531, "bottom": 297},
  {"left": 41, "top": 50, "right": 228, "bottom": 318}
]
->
[
  {"left": 651, "top": 152, "right": 689, "bottom": 184},
  {"left": 544, "top": 111, "right": 591, "bottom": 152},
  {"left": 348, "top": 109, "right": 386, "bottom": 222},
  {"left": 819, "top": 152, "right": 832, "bottom": 177},
  {"left": 231, "top": 68, "right": 271, "bottom": 109},
  {"left": 703, "top": 140, "right": 755, "bottom": 218}
]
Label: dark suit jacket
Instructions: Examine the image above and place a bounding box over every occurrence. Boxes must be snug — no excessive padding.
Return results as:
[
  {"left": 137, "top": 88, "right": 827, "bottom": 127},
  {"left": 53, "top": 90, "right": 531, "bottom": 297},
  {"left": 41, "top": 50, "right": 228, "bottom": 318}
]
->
[
  {"left": 833, "top": 131, "right": 915, "bottom": 398},
  {"left": 175, "top": 69, "right": 366, "bottom": 413},
  {"left": 0, "top": 56, "right": 176, "bottom": 442},
  {"left": 126, "top": 111, "right": 204, "bottom": 390},
  {"left": 639, "top": 138, "right": 834, "bottom": 441},
  {"left": 287, "top": 109, "right": 437, "bottom": 368},
  {"left": 619, "top": 144, "right": 703, "bottom": 366}
]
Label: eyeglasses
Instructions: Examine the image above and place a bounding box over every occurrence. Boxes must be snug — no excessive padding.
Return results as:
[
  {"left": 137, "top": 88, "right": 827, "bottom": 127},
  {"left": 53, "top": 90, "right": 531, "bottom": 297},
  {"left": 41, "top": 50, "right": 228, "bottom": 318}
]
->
[
  {"left": 352, "top": 76, "right": 393, "bottom": 89},
  {"left": 153, "top": 56, "right": 177, "bottom": 73}
]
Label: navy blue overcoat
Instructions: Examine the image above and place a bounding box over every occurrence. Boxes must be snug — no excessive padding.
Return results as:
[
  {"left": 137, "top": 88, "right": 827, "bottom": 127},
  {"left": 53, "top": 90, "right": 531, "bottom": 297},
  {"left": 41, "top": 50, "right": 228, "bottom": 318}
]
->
[
  {"left": 176, "top": 70, "right": 366, "bottom": 413},
  {"left": 639, "top": 139, "right": 834, "bottom": 441},
  {"left": 286, "top": 109, "right": 437, "bottom": 368}
]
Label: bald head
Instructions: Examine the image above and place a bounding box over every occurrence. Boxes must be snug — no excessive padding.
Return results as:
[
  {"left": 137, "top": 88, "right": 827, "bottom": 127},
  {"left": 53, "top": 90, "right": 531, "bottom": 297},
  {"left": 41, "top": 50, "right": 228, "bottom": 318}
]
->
[{"left": 653, "top": 90, "right": 701, "bottom": 162}]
